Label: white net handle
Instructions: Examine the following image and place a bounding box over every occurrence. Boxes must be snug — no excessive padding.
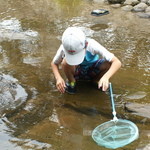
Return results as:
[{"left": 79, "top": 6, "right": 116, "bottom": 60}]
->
[
  {"left": 109, "top": 83, "right": 118, "bottom": 122},
  {"left": 112, "top": 111, "right": 118, "bottom": 121}
]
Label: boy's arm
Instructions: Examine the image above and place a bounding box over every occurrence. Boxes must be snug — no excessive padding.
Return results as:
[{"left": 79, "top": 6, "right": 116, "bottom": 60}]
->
[
  {"left": 51, "top": 61, "right": 66, "bottom": 93},
  {"left": 98, "top": 56, "right": 121, "bottom": 91}
]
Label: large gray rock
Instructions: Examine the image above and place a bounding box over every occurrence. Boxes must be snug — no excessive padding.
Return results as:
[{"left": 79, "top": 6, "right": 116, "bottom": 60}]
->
[
  {"left": 0, "top": 74, "right": 28, "bottom": 115},
  {"left": 145, "top": 6, "right": 150, "bottom": 12},
  {"left": 133, "top": 2, "right": 148, "bottom": 11},
  {"left": 147, "top": 0, "right": 150, "bottom": 5},
  {"left": 124, "top": 0, "right": 140, "bottom": 6},
  {"left": 111, "top": 4, "right": 121, "bottom": 7},
  {"left": 122, "top": 5, "right": 133, "bottom": 11},
  {"left": 141, "top": 0, "right": 149, "bottom": 3}
]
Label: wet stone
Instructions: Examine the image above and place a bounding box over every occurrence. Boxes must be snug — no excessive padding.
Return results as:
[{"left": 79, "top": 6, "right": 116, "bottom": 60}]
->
[
  {"left": 125, "top": 102, "right": 150, "bottom": 119},
  {"left": 125, "top": 91, "right": 147, "bottom": 100},
  {"left": 0, "top": 74, "right": 28, "bottom": 116}
]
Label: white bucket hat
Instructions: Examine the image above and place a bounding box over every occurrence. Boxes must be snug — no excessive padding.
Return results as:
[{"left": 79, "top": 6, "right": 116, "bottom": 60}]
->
[{"left": 62, "top": 27, "right": 86, "bottom": 65}]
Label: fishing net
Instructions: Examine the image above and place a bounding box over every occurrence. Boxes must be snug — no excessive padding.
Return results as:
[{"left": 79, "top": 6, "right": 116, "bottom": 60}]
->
[
  {"left": 92, "top": 83, "right": 139, "bottom": 149},
  {"left": 92, "top": 119, "right": 139, "bottom": 149}
]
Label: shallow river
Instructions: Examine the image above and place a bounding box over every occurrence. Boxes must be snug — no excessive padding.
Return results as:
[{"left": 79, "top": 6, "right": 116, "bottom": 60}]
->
[{"left": 0, "top": 0, "right": 150, "bottom": 150}]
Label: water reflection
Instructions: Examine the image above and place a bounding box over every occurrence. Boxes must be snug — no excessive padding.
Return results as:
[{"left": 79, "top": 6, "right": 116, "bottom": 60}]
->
[
  {"left": 53, "top": 0, "right": 84, "bottom": 17},
  {"left": 0, "top": 117, "right": 52, "bottom": 149},
  {"left": 0, "top": 0, "right": 150, "bottom": 149},
  {"left": 90, "top": 24, "right": 109, "bottom": 31}
]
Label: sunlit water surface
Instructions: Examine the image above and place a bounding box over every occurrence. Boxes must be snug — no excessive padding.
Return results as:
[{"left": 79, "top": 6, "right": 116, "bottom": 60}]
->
[{"left": 0, "top": 0, "right": 150, "bottom": 150}]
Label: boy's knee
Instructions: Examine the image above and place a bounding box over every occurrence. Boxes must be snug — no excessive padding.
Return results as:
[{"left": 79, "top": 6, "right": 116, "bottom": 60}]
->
[{"left": 99, "top": 61, "right": 111, "bottom": 71}]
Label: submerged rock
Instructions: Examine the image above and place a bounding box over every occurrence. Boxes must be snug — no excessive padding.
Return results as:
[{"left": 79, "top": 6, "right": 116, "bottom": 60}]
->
[
  {"left": 0, "top": 18, "right": 38, "bottom": 42},
  {"left": 125, "top": 102, "right": 150, "bottom": 119},
  {"left": 0, "top": 74, "right": 28, "bottom": 115},
  {"left": 125, "top": 91, "right": 147, "bottom": 100}
]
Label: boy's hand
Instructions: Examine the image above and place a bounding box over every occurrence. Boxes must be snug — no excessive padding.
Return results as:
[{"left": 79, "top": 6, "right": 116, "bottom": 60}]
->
[
  {"left": 56, "top": 77, "right": 66, "bottom": 93},
  {"left": 98, "top": 76, "right": 109, "bottom": 91}
]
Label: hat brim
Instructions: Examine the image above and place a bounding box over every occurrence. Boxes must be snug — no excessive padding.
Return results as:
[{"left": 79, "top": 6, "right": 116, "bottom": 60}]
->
[{"left": 65, "top": 49, "right": 85, "bottom": 66}]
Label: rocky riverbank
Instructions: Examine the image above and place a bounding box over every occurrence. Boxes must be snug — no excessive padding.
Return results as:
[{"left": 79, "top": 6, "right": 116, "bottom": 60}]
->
[{"left": 103, "top": 0, "right": 150, "bottom": 18}]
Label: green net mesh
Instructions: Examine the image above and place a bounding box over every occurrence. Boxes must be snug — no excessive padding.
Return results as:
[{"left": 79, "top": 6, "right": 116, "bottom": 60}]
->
[{"left": 92, "top": 119, "right": 139, "bottom": 149}]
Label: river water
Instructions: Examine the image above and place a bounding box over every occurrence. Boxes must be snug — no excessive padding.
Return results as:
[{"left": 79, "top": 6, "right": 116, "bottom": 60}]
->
[{"left": 0, "top": 0, "right": 150, "bottom": 150}]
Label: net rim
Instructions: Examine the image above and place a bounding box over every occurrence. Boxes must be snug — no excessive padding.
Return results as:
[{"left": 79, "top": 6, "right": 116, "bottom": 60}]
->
[{"left": 92, "top": 119, "right": 139, "bottom": 149}]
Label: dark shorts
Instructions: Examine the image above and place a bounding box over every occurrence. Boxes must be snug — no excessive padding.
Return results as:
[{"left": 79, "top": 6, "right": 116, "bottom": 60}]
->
[{"left": 74, "top": 59, "right": 105, "bottom": 81}]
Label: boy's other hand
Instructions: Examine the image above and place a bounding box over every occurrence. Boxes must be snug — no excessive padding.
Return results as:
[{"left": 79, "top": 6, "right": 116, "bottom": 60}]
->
[{"left": 56, "top": 77, "right": 66, "bottom": 93}]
